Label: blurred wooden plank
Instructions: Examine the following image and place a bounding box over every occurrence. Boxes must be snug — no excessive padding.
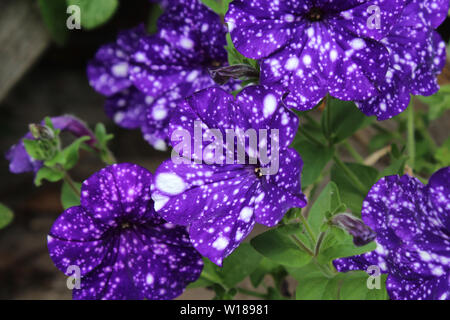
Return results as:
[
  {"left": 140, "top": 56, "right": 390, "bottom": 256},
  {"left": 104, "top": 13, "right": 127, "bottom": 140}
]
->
[{"left": 0, "top": 0, "right": 51, "bottom": 102}]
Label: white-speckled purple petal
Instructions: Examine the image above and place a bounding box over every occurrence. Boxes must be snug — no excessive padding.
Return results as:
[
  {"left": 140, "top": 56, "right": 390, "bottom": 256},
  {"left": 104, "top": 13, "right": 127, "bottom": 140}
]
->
[{"left": 80, "top": 163, "right": 156, "bottom": 226}]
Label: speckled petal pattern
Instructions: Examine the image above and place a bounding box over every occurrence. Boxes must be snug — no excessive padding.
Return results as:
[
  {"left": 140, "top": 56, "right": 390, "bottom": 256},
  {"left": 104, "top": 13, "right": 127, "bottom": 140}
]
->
[
  {"left": 48, "top": 163, "right": 203, "bottom": 300},
  {"left": 334, "top": 167, "right": 450, "bottom": 300}
]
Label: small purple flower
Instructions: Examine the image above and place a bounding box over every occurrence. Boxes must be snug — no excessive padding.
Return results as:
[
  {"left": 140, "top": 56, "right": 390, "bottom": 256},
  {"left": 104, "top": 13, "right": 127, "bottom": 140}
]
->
[
  {"left": 356, "top": 0, "right": 448, "bottom": 120},
  {"left": 5, "top": 115, "right": 96, "bottom": 174},
  {"left": 48, "top": 163, "right": 203, "bottom": 300},
  {"left": 151, "top": 86, "right": 307, "bottom": 265},
  {"left": 226, "top": 0, "right": 407, "bottom": 110},
  {"left": 333, "top": 167, "right": 450, "bottom": 300}
]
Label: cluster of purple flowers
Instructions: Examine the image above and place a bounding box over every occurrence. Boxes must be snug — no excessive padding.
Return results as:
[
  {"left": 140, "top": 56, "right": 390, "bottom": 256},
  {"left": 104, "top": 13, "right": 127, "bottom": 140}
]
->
[
  {"left": 226, "top": 0, "right": 448, "bottom": 120},
  {"left": 87, "top": 1, "right": 234, "bottom": 151},
  {"left": 6, "top": 0, "right": 450, "bottom": 300}
]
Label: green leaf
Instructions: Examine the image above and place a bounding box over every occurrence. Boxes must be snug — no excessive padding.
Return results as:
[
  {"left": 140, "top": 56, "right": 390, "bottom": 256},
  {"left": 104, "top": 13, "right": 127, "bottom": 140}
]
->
[
  {"left": 0, "top": 203, "right": 14, "bottom": 229},
  {"left": 365, "top": 274, "right": 388, "bottom": 300},
  {"left": 211, "top": 284, "right": 236, "bottom": 300},
  {"left": 38, "top": 0, "right": 69, "bottom": 45},
  {"left": 417, "top": 84, "right": 450, "bottom": 121},
  {"left": 339, "top": 271, "right": 388, "bottom": 300},
  {"left": 45, "top": 136, "right": 90, "bottom": 170},
  {"left": 251, "top": 226, "right": 312, "bottom": 267},
  {"left": 95, "top": 123, "right": 115, "bottom": 164},
  {"left": 62, "top": 136, "right": 90, "bottom": 170},
  {"left": 266, "top": 287, "right": 284, "bottom": 300},
  {"left": 317, "top": 239, "right": 376, "bottom": 265},
  {"left": 249, "top": 258, "right": 280, "bottom": 288},
  {"left": 186, "top": 277, "right": 214, "bottom": 289},
  {"left": 322, "top": 99, "right": 374, "bottom": 144},
  {"left": 95, "top": 123, "right": 114, "bottom": 146},
  {"left": 201, "top": 0, "right": 232, "bottom": 15},
  {"left": 201, "top": 0, "right": 222, "bottom": 14},
  {"left": 35, "top": 167, "right": 64, "bottom": 186},
  {"left": 193, "top": 257, "right": 224, "bottom": 288},
  {"left": 369, "top": 132, "right": 393, "bottom": 153},
  {"left": 295, "top": 270, "right": 388, "bottom": 300},
  {"left": 292, "top": 137, "right": 333, "bottom": 187},
  {"left": 296, "top": 274, "right": 331, "bottom": 300},
  {"left": 331, "top": 163, "right": 378, "bottom": 214},
  {"left": 225, "top": 33, "right": 259, "bottom": 69},
  {"left": 147, "top": 3, "right": 163, "bottom": 34},
  {"left": 216, "top": 243, "right": 263, "bottom": 288},
  {"left": 23, "top": 139, "right": 45, "bottom": 161},
  {"left": 435, "top": 137, "right": 450, "bottom": 167},
  {"left": 61, "top": 181, "right": 81, "bottom": 210},
  {"left": 194, "top": 244, "right": 263, "bottom": 289},
  {"left": 307, "top": 182, "right": 341, "bottom": 235},
  {"left": 377, "top": 156, "right": 407, "bottom": 180},
  {"left": 66, "top": 0, "right": 118, "bottom": 30},
  {"left": 338, "top": 271, "right": 372, "bottom": 300}
]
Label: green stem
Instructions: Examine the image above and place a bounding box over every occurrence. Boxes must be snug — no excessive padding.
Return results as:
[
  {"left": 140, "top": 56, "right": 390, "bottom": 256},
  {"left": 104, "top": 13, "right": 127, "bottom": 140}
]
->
[
  {"left": 301, "top": 128, "right": 325, "bottom": 147},
  {"left": 342, "top": 141, "right": 364, "bottom": 164},
  {"left": 64, "top": 173, "right": 80, "bottom": 197},
  {"left": 407, "top": 102, "right": 415, "bottom": 170},
  {"left": 333, "top": 155, "right": 367, "bottom": 196},
  {"left": 312, "top": 259, "right": 335, "bottom": 278},
  {"left": 314, "top": 231, "right": 327, "bottom": 257},
  {"left": 299, "top": 214, "right": 317, "bottom": 244},
  {"left": 323, "top": 95, "right": 333, "bottom": 143},
  {"left": 237, "top": 287, "right": 267, "bottom": 299},
  {"left": 104, "top": 149, "right": 117, "bottom": 165},
  {"left": 291, "top": 235, "right": 314, "bottom": 256}
]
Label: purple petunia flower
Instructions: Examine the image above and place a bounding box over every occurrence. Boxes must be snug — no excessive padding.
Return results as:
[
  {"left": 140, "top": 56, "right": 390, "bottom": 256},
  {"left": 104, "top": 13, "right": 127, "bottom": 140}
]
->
[
  {"left": 333, "top": 167, "right": 450, "bottom": 300},
  {"left": 151, "top": 85, "right": 307, "bottom": 265},
  {"left": 5, "top": 115, "right": 96, "bottom": 175},
  {"left": 87, "top": 26, "right": 155, "bottom": 140},
  {"left": 48, "top": 163, "right": 203, "bottom": 300},
  {"left": 356, "top": 0, "right": 448, "bottom": 120},
  {"left": 226, "top": 0, "right": 407, "bottom": 111},
  {"left": 88, "top": 1, "right": 234, "bottom": 151}
]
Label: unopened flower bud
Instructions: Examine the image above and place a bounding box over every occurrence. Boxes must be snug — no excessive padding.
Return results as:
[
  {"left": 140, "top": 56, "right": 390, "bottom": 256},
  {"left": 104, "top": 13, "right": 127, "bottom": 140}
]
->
[
  {"left": 209, "top": 64, "right": 259, "bottom": 85},
  {"left": 29, "top": 124, "right": 55, "bottom": 140},
  {"left": 331, "top": 213, "right": 376, "bottom": 246}
]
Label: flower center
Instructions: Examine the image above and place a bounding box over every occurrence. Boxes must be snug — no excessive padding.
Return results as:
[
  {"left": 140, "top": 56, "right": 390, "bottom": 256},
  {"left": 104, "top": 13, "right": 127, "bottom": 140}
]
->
[
  {"left": 121, "top": 222, "right": 131, "bottom": 229},
  {"left": 307, "top": 7, "right": 323, "bottom": 22},
  {"left": 254, "top": 167, "right": 263, "bottom": 178}
]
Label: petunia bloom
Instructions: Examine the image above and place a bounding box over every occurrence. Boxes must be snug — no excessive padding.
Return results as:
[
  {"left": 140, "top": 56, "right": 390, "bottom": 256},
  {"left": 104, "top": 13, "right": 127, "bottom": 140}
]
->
[
  {"left": 226, "top": 0, "right": 407, "bottom": 111},
  {"left": 48, "top": 163, "right": 203, "bottom": 300},
  {"left": 5, "top": 115, "right": 96, "bottom": 175},
  {"left": 89, "top": 1, "right": 234, "bottom": 151},
  {"left": 333, "top": 167, "right": 450, "bottom": 300},
  {"left": 87, "top": 26, "right": 155, "bottom": 143},
  {"left": 356, "top": 0, "right": 448, "bottom": 120},
  {"left": 151, "top": 85, "right": 307, "bottom": 266}
]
